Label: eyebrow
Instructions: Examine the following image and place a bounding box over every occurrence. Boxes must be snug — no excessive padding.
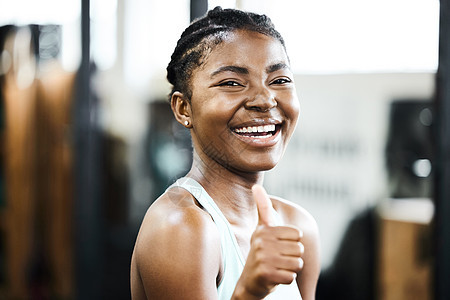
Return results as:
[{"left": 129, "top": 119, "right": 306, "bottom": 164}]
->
[
  {"left": 210, "top": 65, "right": 249, "bottom": 78},
  {"left": 266, "top": 62, "right": 289, "bottom": 74},
  {"left": 210, "top": 62, "right": 290, "bottom": 78}
]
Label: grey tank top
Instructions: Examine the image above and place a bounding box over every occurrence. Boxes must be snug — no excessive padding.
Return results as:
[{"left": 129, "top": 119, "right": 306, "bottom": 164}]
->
[{"left": 170, "top": 177, "right": 302, "bottom": 300}]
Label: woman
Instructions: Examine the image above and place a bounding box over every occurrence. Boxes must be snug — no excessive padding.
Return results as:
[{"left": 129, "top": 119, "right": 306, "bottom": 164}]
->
[{"left": 131, "top": 7, "right": 320, "bottom": 300}]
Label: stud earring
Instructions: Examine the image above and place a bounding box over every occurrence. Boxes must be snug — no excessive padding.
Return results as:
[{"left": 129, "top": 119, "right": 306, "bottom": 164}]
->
[{"left": 184, "top": 120, "right": 189, "bottom": 126}]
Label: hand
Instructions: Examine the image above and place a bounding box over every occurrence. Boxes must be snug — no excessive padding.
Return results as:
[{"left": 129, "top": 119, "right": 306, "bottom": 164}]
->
[{"left": 233, "top": 185, "right": 304, "bottom": 299}]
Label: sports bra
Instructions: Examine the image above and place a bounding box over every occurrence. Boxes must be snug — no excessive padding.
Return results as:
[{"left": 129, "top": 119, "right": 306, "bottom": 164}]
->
[{"left": 170, "top": 177, "right": 302, "bottom": 300}]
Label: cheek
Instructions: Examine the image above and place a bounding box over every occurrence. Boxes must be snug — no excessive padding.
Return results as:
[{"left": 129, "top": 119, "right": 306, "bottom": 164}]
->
[
  {"left": 283, "top": 93, "right": 300, "bottom": 126},
  {"left": 279, "top": 95, "right": 300, "bottom": 145},
  {"left": 190, "top": 100, "right": 232, "bottom": 143},
  {"left": 193, "top": 95, "right": 241, "bottom": 123},
  {"left": 291, "top": 96, "right": 300, "bottom": 121}
]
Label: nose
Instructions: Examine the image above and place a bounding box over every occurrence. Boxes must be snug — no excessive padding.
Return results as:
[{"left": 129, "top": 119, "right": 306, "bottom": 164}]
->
[{"left": 244, "top": 87, "right": 277, "bottom": 112}]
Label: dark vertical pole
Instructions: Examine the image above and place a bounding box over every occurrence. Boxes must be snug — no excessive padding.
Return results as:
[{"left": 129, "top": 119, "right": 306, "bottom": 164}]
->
[
  {"left": 74, "top": 0, "right": 103, "bottom": 299},
  {"left": 435, "top": 0, "right": 450, "bottom": 299},
  {"left": 190, "top": 0, "right": 208, "bottom": 22}
]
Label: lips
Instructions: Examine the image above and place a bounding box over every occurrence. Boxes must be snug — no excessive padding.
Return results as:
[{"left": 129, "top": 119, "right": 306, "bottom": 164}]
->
[{"left": 230, "top": 121, "right": 282, "bottom": 146}]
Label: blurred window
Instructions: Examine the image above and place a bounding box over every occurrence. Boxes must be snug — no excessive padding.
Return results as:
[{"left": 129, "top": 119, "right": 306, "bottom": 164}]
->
[
  {"left": 91, "top": 0, "right": 118, "bottom": 70},
  {"left": 123, "top": 0, "right": 190, "bottom": 92},
  {"left": 0, "top": 0, "right": 81, "bottom": 71},
  {"left": 227, "top": 0, "right": 439, "bottom": 74}
]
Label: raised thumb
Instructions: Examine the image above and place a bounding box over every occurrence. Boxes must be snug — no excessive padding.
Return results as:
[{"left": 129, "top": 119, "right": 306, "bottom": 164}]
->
[{"left": 252, "top": 184, "right": 275, "bottom": 226}]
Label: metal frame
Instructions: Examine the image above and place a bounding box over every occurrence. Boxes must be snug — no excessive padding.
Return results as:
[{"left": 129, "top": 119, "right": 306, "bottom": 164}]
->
[
  {"left": 435, "top": 0, "right": 450, "bottom": 299},
  {"left": 74, "top": 0, "right": 104, "bottom": 298}
]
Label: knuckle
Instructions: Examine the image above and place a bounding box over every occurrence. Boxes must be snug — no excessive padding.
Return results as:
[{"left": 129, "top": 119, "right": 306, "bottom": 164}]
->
[
  {"left": 293, "top": 228, "right": 303, "bottom": 240},
  {"left": 298, "top": 229, "right": 304, "bottom": 239},
  {"left": 298, "top": 258, "right": 304, "bottom": 271},
  {"left": 299, "top": 242, "right": 305, "bottom": 255},
  {"left": 255, "top": 250, "right": 265, "bottom": 263},
  {"left": 253, "top": 225, "right": 270, "bottom": 239},
  {"left": 291, "top": 257, "right": 303, "bottom": 273},
  {"left": 284, "top": 226, "right": 302, "bottom": 240},
  {"left": 257, "top": 265, "right": 272, "bottom": 280},
  {"left": 280, "top": 272, "right": 296, "bottom": 284},
  {"left": 255, "top": 225, "right": 264, "bottom": 234},
  {"left": 262, "top": 267, "right": 272, "bottom": 279},
  {"left": 253, "top": 237, "right": 264, "bottom": 251}
]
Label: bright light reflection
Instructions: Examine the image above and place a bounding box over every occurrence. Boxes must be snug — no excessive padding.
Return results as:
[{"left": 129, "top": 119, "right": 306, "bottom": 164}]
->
[
  {"left": 0, "top": 0, "right": 81, "bottom": 72},
  {"left": 413, "top": 159, "right": 432, "bottom": 178},
  {"left": 91, "top": 0, "right": 117, "bottom": 70},
  {"left": 124, "top": 0, "right": 190, "bottom": 93},
  {"left": 0, "top": 0, "right": 80, "bottom": 25},
  {"left": 241, "top": 0, "right": 439, "bottom": 73},
  {"left": 209, "top": 0, "right": 237, "bottom": 10}
]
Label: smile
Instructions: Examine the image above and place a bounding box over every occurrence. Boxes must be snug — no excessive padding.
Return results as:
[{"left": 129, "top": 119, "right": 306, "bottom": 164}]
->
[{"left": 232, "top": 124, "right": 281, "bottom": 140}]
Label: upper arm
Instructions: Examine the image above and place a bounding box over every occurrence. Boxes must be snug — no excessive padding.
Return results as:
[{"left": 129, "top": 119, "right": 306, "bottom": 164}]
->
[
  {"left": 132, "top": 198, "right": 222, "bottom": 300},
  {"left": 295, "top": 210, "right": 320, "bottom": 300}
]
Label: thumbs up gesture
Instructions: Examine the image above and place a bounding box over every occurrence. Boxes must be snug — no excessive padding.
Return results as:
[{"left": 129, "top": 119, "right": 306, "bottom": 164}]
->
[
  {"left": 233, "top": 185, "right": 304, "bottom": 299},
  {"left": 253, "top": 184, "right": 276, "bottom": 226}
]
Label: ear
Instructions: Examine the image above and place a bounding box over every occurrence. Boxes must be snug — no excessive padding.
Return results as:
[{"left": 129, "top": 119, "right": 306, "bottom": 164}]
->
[{"left": 171, "top": 91, "right": 192, "bottom": 128}]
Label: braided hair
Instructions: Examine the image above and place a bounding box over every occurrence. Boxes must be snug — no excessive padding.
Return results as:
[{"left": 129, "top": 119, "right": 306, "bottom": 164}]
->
[{"left": 166, "top": 6, "right": 286, "bottom": 101}]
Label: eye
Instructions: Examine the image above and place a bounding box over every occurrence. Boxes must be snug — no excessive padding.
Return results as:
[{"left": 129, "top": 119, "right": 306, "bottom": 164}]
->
[
  {"left": 271, "top": 77, "right": 292, "bottom": 85},
  {"left": 217, "top": 80, "right": 242, "bottom": 87}
]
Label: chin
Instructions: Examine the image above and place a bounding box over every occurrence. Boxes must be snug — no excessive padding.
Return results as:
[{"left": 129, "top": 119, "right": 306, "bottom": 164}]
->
[
  {"left": 256, "top": 160, "right": 278, "bottom": 170},
  {"left": 225, "top": 147, "right": 285, "bottom": 173},
  {"left": 237, "top": 157, "right": 280, "bottom": 173}
]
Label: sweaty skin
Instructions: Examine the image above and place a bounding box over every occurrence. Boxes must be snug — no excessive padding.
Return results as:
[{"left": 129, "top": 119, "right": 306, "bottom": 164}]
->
[{"left": 131, "top": 29, "right": 320, "bottom": 300}]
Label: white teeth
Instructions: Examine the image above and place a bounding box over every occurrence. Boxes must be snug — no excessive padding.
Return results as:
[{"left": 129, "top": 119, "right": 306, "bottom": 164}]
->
[{"left": 234, "top": 124, "right": 276, "bottom": 134}]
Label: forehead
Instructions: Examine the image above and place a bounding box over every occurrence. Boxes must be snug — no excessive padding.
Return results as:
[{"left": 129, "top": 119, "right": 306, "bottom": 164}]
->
[{"left": 198, "top": 29, "right": 289, "bottom": 74}]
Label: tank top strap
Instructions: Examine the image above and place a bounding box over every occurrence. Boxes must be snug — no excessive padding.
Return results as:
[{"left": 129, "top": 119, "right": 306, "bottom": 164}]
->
[{"left": 169, "top": 177, "right": 242, "bottom": 259}]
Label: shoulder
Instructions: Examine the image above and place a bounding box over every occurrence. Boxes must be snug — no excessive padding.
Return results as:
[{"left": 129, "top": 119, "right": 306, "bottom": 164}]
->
[
  {"left": 134, "top": 186, "right": 221, "bottom": 261},
  {"left": 132, "top": 187, "right": 222, "bottom": 298},
  {"left": 270, "top": 195, "right": 321, "bottom": 300},
  {"left": 270, "top": 196, "right": 319, "bottom": 237},
  {"left": 270, "top": 196, "right": 320, "bottom": 258}
]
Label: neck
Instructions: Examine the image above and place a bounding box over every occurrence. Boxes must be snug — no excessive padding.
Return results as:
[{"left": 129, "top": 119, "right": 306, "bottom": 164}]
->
[{"left": 186, "top": 149, "right": 265, "bottom": 217}]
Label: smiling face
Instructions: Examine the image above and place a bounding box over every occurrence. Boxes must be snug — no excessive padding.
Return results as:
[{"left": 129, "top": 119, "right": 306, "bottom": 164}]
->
[{"left": 176, "top": 29, "right": 300, "bottom": 174}]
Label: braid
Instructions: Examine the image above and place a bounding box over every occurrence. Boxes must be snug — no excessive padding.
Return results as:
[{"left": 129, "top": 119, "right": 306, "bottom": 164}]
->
[{"left": 166, "top": 6, "right": 286, "bottom": 101}]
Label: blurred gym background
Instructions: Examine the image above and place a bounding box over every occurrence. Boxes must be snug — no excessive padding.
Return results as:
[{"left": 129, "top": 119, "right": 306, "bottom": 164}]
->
[{"left": 0, "top": 0, "right": 449, "bottom": 299}]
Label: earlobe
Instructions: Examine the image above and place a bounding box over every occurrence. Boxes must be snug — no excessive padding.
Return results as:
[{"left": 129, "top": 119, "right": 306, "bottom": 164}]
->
[{"left": 171, "top": 91, "right": 192, "bottom": 128}]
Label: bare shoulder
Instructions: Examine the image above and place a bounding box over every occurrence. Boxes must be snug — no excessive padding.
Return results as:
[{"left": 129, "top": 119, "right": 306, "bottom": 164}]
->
[
  {"left": 270, "top": 195, "right": 321, "bottom": 300},
  {"left": 131, "top": 187, "right": 221, "bottom": 299},
  {"left": 136, "top": 186, "right": 219, "bottom": 242},
  {"left": 270, "top": 195, "right": 319, "bottom": 236}
]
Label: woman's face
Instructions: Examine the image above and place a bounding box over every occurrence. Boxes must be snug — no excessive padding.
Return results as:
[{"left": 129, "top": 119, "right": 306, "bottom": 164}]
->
[{"left": 188, "top": 29, "right": 300, "bottom": 173}]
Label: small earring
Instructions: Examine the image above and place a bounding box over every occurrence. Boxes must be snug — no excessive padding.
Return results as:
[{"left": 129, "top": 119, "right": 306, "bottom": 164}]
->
[{"left": 184, "top": 120, "right": 189, "bottom": 126}]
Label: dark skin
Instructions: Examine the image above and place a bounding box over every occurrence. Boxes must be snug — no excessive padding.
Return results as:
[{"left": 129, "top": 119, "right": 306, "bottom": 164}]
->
[{"left": 131, "top": 29, "right": 320, "bottom": 299}]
